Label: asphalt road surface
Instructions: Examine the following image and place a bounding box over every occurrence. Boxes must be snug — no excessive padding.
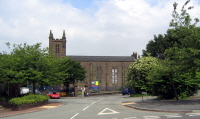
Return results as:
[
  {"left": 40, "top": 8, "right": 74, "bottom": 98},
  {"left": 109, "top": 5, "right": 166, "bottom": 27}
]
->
[{"left": 2, "top": 94, "right": 200, "bottom": 119}]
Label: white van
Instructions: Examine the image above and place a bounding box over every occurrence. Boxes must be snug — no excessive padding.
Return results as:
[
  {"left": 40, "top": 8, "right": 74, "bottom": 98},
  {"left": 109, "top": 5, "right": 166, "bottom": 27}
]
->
[{"left": 20, "top": 87, "right": 29, "bottom": 95}]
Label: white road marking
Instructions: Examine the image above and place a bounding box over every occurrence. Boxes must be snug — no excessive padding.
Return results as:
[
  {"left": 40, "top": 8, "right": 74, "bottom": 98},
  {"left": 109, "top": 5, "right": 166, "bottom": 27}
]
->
[
  {"left": 97, "top": 108, "right": 120, "bottom": 115},
  {"left": 91, "top": 102, "right": 96, "bottom": 105},
  {"left": 164, "top": 114, "right": 182, "bottom": 118},
  {"left": 98, "top": 98, "right": 104, "bottom": 101},
  {"left": 70, "top": 113, "right": 79, "bottom": 119},
  {"left": 124, "top": 117, "right": 137, "bottom": 119},
  {"left": 186, "top": 113, "right": 200, "bottom": 116},
  {"left": 143, "top": 116, "right": 160, "bottom": 119},
  {"left": 83, "top": 106, "right": 89, "bottom": 111}
]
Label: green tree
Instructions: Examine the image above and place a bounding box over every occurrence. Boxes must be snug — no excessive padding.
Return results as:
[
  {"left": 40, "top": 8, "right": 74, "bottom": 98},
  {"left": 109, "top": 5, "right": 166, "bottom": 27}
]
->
[
  {"left": 170, "top": 0, "right": 199, "bottom": 28},
  {"left": 166, "top": 0, "right": 200, "bottom": 82},
  {"left": 127, "top": 56, "right": 160, "bottom": 94},
  {"left": 0, "top": 53, "right": 25, "bottom": 97},
  {"left": 13, "top": 43, "right": 57, "bottom": 94},
  {"left": 147, "top": 0, "right": 200, "bottom": 100},
  {"left": 142, "top": 29, "right": 182, "bottom": 60},
  {"left": 148, "top": 58, "right": 200, "bottom": 100},
  {"left": 56, "top": 57, "right": 86, "bottom": 94},
  {"left": 0, "top": 43, "right": 58, "bottom": 96},
  {"left": 143, "top": 34, "right": 165, "bottom": 59}
]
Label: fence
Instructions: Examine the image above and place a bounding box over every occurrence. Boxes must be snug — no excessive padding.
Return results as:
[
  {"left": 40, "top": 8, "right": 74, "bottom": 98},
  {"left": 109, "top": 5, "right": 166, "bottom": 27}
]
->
[{"left": 90, "top": 86, "right": 122, "bottom": 91}]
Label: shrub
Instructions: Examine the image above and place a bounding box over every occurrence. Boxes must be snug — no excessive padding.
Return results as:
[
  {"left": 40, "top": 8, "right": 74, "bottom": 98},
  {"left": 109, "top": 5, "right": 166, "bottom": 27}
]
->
[
  {"left": 78, "top": 91, "right": 82, "bottom": 95},
  {"left": 9, "top": 94, "right": 49, "bottom": 105},
  {"left": 90, "top": 89, "right": 99, "bottom": 93}
]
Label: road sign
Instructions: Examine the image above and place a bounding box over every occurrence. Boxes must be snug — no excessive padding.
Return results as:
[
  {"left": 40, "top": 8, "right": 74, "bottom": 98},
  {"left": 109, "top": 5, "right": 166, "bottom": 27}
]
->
[{"left": 142, "top": 92, "right": 147, "bottom": 95}]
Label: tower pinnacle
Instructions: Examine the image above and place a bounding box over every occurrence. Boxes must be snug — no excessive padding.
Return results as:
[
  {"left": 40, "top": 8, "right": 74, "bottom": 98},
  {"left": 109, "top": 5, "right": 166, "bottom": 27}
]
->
[
  {"left": 62, "top": 30, "right": 66, "bottom": 39},
  {"left": 49, "top": 30, "right": 54, "bottom": 38}
]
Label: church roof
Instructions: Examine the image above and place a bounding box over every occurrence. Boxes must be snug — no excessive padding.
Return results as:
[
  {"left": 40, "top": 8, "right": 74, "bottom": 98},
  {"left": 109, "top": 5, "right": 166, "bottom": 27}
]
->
[{"left": 68, "top": 56, "right": 136, "bottom": 62}]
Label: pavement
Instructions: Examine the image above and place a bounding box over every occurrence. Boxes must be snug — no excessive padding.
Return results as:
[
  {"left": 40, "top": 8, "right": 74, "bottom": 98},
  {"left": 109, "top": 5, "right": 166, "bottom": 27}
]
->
[
  {"left": 0, "top": 102, "right": 64, "bottom": 118},
  {"left": 122, "top": 96, "right": 200, "bottom": 113},
  {"left": 1, "top": 95, "right": 200, "bottom": 118}
]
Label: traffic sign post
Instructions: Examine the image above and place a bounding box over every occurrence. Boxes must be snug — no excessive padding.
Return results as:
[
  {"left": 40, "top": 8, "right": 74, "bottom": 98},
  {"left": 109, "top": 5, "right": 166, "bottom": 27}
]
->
[{"left": 142, "top": 92, "right": 148, "bottom": 102}]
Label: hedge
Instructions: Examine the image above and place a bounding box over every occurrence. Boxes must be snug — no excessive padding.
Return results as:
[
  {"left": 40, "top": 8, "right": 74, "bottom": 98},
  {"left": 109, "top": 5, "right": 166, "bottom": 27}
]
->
[{"left": 9, "top": 94, "right": 49, "bottom": 106}]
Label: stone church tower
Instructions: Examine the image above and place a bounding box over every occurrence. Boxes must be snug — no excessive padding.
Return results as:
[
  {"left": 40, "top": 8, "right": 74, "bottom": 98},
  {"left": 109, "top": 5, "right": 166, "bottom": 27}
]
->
[{"left": 49, "top": 30, "right": 66, "bottom": 57}]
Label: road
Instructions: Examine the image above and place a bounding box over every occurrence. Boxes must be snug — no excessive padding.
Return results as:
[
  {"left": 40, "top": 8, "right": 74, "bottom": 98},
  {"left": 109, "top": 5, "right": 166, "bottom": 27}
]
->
[{"left": 2, "top": 94, "right": 200, "bottom": 119}]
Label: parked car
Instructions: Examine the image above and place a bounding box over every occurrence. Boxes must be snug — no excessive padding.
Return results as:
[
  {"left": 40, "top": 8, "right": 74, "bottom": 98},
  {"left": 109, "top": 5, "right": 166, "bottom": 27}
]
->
[
  {"left": 122, "top": 88, "right": 134, "bottom": 95},
  {"left": 46, "top": 92, "right": 60, "bottom": 99},
  {"left": 29, "top": 90, "right": 43, "bottom": 95},
  {"left": 20, "top": 87, "right": 30, "bottom": 95}
]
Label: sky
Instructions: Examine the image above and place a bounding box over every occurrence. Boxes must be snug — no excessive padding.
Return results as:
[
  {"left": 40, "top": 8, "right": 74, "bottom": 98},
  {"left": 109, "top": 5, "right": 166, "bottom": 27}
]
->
[{"left": 0, "top": 0, "right": 200, "bottom": 56}]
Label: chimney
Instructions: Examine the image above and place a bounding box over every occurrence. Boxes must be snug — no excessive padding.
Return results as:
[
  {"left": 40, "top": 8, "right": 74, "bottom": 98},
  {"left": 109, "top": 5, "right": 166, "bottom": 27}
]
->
[{"left": 131, "top": 52, "right": 137, "bottom": 59}]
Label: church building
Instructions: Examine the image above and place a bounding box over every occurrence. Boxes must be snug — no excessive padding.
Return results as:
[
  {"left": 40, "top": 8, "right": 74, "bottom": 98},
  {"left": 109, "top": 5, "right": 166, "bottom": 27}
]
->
[{"left": 49, "top": 30, "right": 137, "bottom": 91}]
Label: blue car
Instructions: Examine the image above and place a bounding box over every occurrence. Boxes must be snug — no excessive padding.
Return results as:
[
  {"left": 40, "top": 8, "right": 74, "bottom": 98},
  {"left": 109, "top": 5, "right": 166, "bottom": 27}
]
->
[{"left": 122, "top": 88, "right": 134, "bottom": 95}]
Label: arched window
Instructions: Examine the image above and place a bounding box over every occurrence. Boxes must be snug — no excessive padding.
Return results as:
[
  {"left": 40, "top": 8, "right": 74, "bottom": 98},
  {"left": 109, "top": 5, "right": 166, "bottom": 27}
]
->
[
  {"left": 112, "top": 67, "right": 118, "bottom": 84},
  {"left": 55, "top": 44, "right": 60, "bottom": 53}
]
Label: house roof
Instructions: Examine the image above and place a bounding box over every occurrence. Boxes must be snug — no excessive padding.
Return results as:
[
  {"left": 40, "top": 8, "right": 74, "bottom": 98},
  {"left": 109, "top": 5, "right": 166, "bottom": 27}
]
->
[{"left": 67, "top": 56, "right": 136, "bottom": 62}]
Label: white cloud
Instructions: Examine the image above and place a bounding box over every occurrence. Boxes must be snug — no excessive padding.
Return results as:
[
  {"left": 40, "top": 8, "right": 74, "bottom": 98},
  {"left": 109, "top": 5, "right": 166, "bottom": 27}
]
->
[{"left": 0, "top": 0, "right": 200, "bottom": 56}]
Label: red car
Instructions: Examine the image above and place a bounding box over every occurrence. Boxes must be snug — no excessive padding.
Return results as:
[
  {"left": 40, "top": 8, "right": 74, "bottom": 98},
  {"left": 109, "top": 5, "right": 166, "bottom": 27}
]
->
[{"left": 46, "top": 92, "right": 60, "bottom": 99}]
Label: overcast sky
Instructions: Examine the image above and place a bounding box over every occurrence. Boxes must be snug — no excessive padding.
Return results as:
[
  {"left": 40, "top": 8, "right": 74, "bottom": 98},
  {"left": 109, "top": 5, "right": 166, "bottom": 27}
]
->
[{"left": 0, "top": 0, "right": 200, "bottom": 56}]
